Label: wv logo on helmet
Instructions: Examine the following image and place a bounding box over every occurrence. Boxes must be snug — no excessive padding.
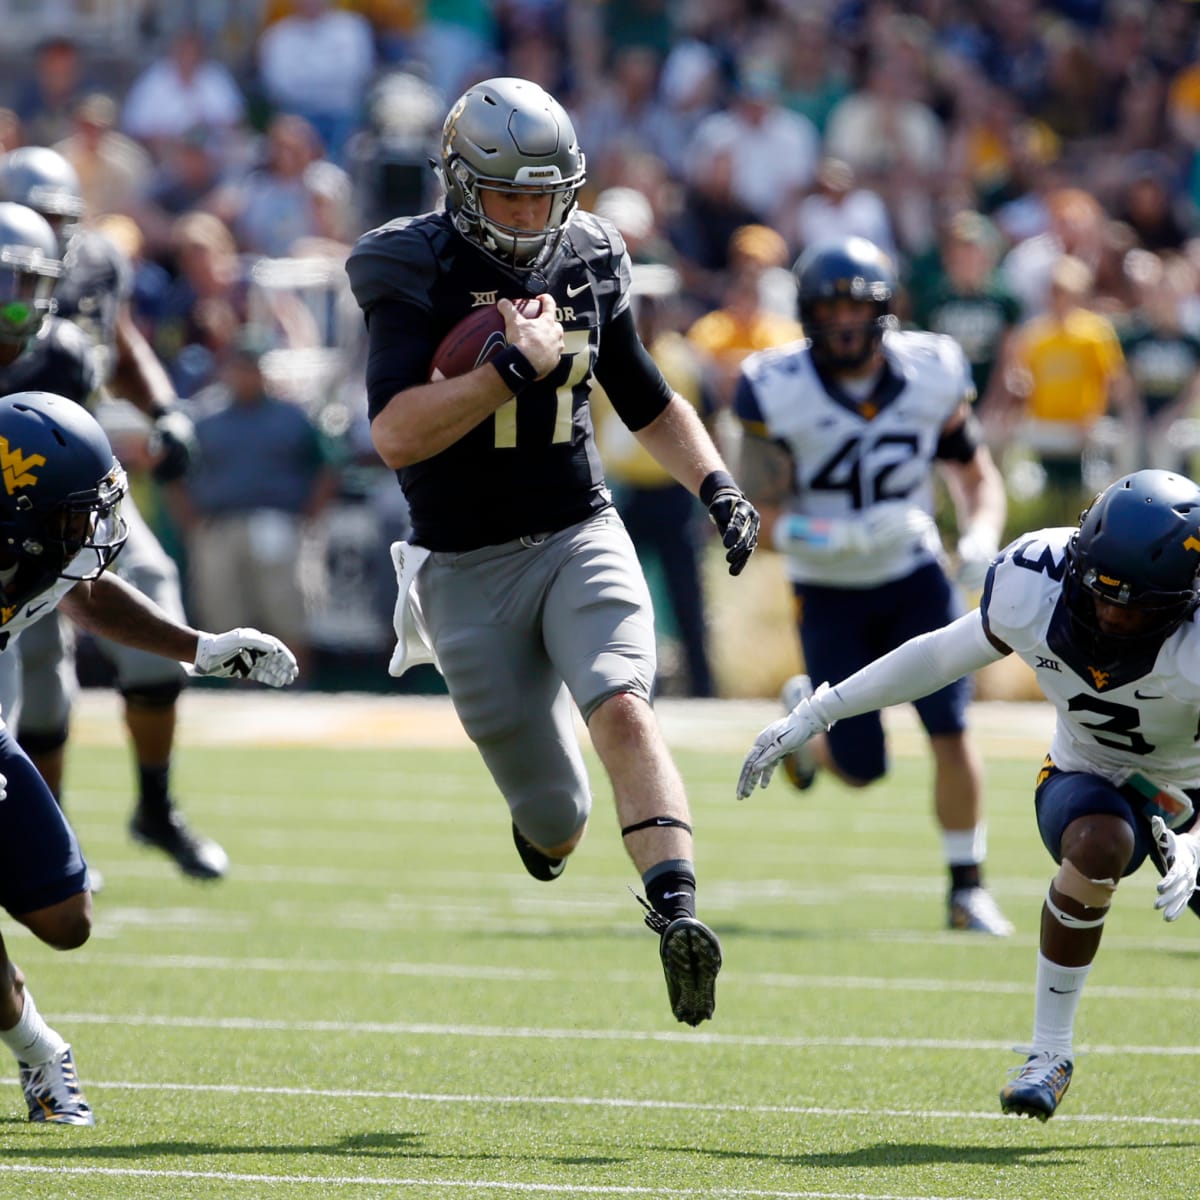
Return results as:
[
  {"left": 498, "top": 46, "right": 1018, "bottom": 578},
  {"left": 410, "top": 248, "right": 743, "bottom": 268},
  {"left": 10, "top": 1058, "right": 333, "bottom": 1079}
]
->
[{"left": 0, "top": 436, "right": 45, "bottom": 495}]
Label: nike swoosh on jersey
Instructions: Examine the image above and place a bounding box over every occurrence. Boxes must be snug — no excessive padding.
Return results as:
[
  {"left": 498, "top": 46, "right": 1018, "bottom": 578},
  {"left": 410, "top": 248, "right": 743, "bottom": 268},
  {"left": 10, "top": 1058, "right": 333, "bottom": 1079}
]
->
[
  {"left": 1134, "top": 689, "right": 1163, "bottom": 700},
  {"left": 23, "top": 601, "right": 49, "bottom": 618},
  {"left": 566, "top": 281, "right": 590, "bottom": 297}
]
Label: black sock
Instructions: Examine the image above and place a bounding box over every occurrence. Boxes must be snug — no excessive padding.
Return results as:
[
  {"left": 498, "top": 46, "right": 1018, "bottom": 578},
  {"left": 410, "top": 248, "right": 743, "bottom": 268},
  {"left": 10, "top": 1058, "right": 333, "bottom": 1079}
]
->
[
  {"left": 950, "top": 862, "right": 982, "bottom": 892},
  {"left": 644, "top": 867, "right": 697, "bottom": 923},
  {"left": 137, "top": 764, "right": 172, "bottom": 821}
]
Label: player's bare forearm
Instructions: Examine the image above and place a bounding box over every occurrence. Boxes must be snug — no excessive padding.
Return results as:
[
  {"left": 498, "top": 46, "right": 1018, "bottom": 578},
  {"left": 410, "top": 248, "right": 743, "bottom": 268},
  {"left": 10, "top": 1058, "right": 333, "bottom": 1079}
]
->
[
  {"left": 944, "top": 446, "right": 1006, "bottom": 541},
  {"left": 737, "top": 433, "right": 794, "bottom": 545},
  {"left": 114, "top": 305, "right": 177, "bottom": 417},
  {"left": 60, "top": 573, "right": 199, "bottom": 663},
  {"left": 738, "top": 432, "right": 794, "bottom": 508},
  {"left": 632, "top": 393, "right": 728, "bottom": 494},
  {"left": 370, "top": 367, "right": 515, "bottom": 468}
]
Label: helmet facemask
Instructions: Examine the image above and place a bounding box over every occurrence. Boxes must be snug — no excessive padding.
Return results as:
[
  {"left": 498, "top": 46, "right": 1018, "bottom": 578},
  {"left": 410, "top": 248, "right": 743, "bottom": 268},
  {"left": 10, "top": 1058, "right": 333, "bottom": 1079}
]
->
[
  {"left": 803, "top": 296, "right": 895, "bottom": 371},
  {"left": 448, "top": 161, "right": 582, "bottom": 271},
  {"left": 49, "top": 461, "right": 129, "bottom": 581},
  {"left": 0, "top": 249, "right": 60, "bottom": 344},
  {"left": 1063, "top": 535, "right": 1197, "bottom": 662}
]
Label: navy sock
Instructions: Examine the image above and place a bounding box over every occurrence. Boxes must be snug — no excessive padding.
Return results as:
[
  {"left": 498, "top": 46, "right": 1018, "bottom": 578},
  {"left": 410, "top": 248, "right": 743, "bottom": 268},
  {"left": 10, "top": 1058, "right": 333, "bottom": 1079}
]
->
[
  {"left": 137, "top": 764, "right": 172, "bottom": 820},
  {"left": 950, "top": 863, "right": 982, "bottom": 891}
]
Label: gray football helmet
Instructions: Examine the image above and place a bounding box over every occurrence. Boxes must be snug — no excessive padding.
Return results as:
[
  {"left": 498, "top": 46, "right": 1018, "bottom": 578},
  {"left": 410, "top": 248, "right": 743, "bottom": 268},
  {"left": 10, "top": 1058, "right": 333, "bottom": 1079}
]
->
[
  {"left": 0, "top": 201, "right": 62, "bottom": 344},
  {"left": 0, "top": 147, "right": 85, "bottom": 254},
  {"left": 439, "top": 76, "right": 585, "bottom": 272}
]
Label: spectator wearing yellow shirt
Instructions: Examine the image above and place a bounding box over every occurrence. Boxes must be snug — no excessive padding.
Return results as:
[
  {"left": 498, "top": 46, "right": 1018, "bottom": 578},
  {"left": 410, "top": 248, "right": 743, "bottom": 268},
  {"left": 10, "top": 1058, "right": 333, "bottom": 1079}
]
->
[
  {"left": 999, "top": 254, "right": 1140, "bottom": 514},
  {"left": 686, "top": 223, "right": 805, "bottom": 422}
]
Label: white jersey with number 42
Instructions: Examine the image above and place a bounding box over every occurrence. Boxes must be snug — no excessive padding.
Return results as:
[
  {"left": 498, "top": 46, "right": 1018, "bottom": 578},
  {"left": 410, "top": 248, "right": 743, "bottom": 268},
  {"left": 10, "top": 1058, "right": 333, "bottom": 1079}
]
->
[{"left": 735, "top": 328, "right": 972, "bottom": 587}]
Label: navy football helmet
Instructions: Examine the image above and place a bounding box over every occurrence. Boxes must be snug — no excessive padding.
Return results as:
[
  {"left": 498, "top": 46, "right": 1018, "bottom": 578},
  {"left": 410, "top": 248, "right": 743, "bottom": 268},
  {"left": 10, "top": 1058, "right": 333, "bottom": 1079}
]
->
[
  {"left": 1064, "top": 469, "right": 1200, "bottom": 660},
  {"left": 0, "top": 202, "right": 62, "bottom": 344},
  {"left": 793, "top": 236, "right": 897, "bottom": 369},
  {"left": 439, "top": 77, "right": 586, "bottom": 272},
  {"left": 0, "top": 391, "right": 127, "bottom": 610},
  {"left": 0, "top": 147, "right": 85, "bottom": 254}
]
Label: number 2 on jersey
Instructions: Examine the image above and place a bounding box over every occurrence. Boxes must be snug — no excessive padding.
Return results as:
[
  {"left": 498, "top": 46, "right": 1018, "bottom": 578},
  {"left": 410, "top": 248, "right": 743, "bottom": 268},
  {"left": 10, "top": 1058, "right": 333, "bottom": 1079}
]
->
[{"left": 494, "top": 329, "right": 592, "bottom": 448}]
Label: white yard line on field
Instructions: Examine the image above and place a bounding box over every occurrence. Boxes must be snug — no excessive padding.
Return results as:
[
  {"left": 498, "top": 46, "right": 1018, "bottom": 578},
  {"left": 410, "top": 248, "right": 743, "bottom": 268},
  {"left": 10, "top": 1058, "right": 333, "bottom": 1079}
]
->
[
  {"left": 0, "top": 1165, "right": 1017, "bottom": 1200},
  {"left": 51, "top": 1010, "right": 1200, "bottom": 1058},
  {"left": 80, "top": 1078, "right": 1200, "bottom": 1129},
  {"left": 62, "top": 951, "right": 1200, "bottom": 1003}
]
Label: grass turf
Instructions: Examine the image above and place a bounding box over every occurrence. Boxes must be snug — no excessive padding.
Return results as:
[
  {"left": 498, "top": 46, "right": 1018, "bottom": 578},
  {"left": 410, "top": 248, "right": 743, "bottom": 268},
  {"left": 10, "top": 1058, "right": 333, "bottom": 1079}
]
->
[{"left": 1, "top": 694, "right": 1196, "bottom": 1199}]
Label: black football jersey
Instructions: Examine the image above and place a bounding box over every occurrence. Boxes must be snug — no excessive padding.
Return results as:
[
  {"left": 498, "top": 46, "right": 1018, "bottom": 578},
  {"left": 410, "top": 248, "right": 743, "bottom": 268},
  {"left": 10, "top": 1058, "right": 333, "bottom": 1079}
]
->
[
  {"left": 347, "top": 208, "right": 669, "bottom": 551},
  {"left": 54, "top": 229, "right": 132, "bottom": 383},
  {"left": 0, "top": 317, "right": 99, "bottom": 407}
]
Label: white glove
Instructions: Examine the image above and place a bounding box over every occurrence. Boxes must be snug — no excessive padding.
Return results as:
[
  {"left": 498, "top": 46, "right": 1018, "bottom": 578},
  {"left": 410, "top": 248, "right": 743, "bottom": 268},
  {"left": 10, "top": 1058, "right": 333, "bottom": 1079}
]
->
[
  {"left": 956, "top": 526, "right": 1000, "bottom": 591},
  {"left": 737, "top": 685, "right": 833, "bottom": 800},
  {"left": 862, "top": 501, "right": 936, "bottom": 552},
  {"left": 194, "top": 628, "right": 299, "bottom": 687},
  {"left": 1152, "top": 815, "right": 1200, "bottom": 921}
]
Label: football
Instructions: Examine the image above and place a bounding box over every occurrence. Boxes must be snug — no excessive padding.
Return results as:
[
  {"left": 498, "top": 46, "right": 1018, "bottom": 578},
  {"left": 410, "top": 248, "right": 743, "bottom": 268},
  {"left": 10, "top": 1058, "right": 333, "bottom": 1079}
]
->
[{"left": 428, "top": 298, "right": 541, "bottom": 381}]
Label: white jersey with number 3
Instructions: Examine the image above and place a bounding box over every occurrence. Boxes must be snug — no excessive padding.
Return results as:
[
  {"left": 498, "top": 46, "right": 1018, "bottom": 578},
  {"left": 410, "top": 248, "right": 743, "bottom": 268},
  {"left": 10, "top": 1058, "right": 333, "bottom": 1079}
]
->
[
  {"left": 983, "top": 526, "right": 1200, "bottom": 790},
  {"left": 735, "top": 328, "right": 972, "bottom": 587}
]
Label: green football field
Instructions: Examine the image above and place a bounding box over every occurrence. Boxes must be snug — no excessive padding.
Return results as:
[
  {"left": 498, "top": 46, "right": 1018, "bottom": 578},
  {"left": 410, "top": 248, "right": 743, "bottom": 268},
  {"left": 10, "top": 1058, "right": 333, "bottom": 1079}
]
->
[{"left": 0, "top": 692, "right": 1195, "bottom": 1200}]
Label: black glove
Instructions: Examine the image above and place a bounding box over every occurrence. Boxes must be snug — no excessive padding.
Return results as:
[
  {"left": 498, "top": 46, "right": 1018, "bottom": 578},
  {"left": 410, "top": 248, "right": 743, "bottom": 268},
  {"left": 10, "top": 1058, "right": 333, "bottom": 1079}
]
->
[
  {"left": 701, "top": 470, "right": 760, "bottom": 577},
  {"left": 149, "top": 408, "right": 196, "bottom": 483}
]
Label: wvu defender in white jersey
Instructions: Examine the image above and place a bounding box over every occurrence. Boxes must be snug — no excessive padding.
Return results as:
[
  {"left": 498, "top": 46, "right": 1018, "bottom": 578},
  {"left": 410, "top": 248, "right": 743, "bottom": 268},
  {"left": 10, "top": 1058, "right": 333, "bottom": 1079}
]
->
[
  {"left": 739, "top": 468, "right": 1200, "bottom": 1121},
  {"left": 734, "top": 236, "right": 1010, "bottom": 935}
]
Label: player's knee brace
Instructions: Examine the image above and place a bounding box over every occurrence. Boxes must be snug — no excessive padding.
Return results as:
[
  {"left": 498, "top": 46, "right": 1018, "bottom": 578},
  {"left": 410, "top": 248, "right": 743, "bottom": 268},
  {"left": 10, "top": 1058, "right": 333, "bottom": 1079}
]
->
[
  {"left": 1045, "top": 857, "right": 1117, "bottom": 930},
  {"left": 120, "top": 679, "right": 185, "bottom": 711}
]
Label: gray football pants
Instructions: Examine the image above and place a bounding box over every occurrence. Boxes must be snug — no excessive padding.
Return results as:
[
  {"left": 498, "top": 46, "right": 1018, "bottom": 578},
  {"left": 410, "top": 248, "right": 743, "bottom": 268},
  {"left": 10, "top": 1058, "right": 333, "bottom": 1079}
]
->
[{"left": 417, "top": 509, "right": 657, "bottom": 849}]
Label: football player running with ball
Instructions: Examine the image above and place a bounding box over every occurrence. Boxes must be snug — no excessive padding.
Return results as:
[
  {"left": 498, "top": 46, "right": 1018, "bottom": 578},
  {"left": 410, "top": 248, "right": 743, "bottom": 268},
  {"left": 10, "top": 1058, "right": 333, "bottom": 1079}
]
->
[
  {"left": 734, "top": 236, "right": 1011, "bottom": 935},
  {"left": 739, "top": 468, "right": 1200, "bottom": 1120},
  {"left": 0, "top": 391, "right": 297, "bottom": 1126},
  {"left": 347, "top": 77, "right": 759, "bottom": 1026}
]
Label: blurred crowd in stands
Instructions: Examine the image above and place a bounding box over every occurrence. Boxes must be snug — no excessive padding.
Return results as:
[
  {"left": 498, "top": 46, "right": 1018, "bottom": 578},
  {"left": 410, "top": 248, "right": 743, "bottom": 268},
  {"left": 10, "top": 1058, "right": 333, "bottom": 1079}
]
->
[{"left": 6, "top": 0, "right": 1200, "bottom": 694}]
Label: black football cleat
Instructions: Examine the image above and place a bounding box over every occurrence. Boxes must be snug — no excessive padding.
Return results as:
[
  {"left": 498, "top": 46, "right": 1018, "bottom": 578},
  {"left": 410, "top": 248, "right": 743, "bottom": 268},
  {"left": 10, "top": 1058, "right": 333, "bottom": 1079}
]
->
[
  {"left": 511, "top": 821, "right": 566, "bottom": 881},
  {"left": 130, "top": 808, "right": 229, "bottom": 880},
  {"left": 638, "top": 901, "right": 722, "bottom": 1026}
]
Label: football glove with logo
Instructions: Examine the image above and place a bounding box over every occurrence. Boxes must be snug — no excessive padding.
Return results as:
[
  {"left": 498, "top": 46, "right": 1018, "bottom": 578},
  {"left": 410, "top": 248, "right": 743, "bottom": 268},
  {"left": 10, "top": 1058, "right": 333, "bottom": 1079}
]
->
[
  {"left": 737, "top": 683, "right": 835, "bottom": 800},
  {"left": 701, "top": 471, "right": 760, "bottom": 576},
  {"left": 1152, "top": 815, "right": 1200, "bottom": 922},
  {"left": 194, "top": 628, "right": 299, "bottom": 687}
]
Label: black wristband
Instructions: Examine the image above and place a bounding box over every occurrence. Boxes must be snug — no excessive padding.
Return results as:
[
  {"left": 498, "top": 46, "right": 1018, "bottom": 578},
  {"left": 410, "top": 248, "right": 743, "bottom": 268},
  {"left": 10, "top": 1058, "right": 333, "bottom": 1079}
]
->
[
  {"left": 699, "top": 469, "right": 737, "bottom": 507},
  {"left": 492, "top": 344, "right": 540, "bottom": 394}
]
